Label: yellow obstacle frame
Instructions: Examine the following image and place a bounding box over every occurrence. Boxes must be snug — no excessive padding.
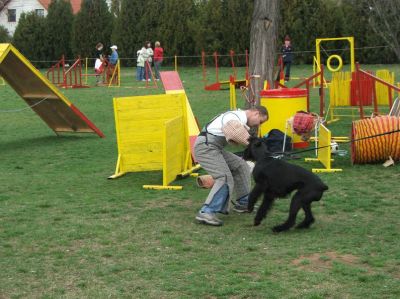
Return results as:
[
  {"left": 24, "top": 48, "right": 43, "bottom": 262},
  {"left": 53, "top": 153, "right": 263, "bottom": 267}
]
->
[
  {"left": 305, "top": 123, "right": 342, "bottom": 173},
  {"left": 109, "top": 93, "right": 198, "bottom": 189},
  {"left": 108, "top": 60, "right": 121, "bottom": 88},
  {"left": 316, "top": 37, "right": 355, "bottom": 74},
  {"left": 315, "top": 37, "right": 354, "bottom": 87}
]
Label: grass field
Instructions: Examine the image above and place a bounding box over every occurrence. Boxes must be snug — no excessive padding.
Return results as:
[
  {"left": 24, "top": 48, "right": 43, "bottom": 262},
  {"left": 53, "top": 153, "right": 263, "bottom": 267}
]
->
[{"left": 1, "top": 64, "right": 399, "bottom": 298}]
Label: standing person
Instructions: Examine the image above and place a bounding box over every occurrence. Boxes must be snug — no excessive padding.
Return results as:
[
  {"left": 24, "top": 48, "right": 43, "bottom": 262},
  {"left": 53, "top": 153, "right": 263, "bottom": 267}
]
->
[
  {"left": 94, "top": 42, "right": 104, "bottom": 85},
  {"left": 107, "top": 45, "right": 119, "bottom": 84},
  {"left": 109, "top": 45, "right": 119, "bottom": 66},
  {"left": 144, "top": 41, "right": 153, "bottom": 81},
  {"left": 281, "top": 35, "right": 294, "bottom": 82},
  {"left": 194, "top": 106, "right": 269, "bottom": 226},
  {"left": 153, "top": 41, "right": 164, "bottom": 80},
  {"left": 137, "top": 43, "right": 149, "bottom": 81},
  {"left": 136, "top": 47, "right": 145, "bottom": 81}
]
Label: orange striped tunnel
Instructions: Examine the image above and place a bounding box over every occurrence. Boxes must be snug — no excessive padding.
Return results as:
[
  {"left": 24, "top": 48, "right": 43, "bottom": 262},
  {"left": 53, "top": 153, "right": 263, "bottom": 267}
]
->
[{"left": 351, "top": 116, "right": 400, "bottom": 164}]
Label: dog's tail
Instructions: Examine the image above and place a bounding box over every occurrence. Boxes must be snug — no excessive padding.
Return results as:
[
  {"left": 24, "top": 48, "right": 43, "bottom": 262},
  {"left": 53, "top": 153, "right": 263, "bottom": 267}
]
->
[{"left": 321, "top": 184, "right": 329, "bottom": 191}]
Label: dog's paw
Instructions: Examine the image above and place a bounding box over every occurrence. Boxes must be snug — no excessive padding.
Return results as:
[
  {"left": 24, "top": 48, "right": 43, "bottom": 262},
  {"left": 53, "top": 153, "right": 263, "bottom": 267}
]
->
[
  {"left": 254, "top": 219, "right": 261, "bottom": 226},
  {"left": 295, "top": 223, "right": 309, "bottom": 229},
  {"left": 296, "top": 219, "right": 314, "bottom": 229},
  {"left": 247, "top": 205, "right": 254, "bottom": 213},
  {"left": 272, "top": 225, "right": 289, "bottom": 233}
]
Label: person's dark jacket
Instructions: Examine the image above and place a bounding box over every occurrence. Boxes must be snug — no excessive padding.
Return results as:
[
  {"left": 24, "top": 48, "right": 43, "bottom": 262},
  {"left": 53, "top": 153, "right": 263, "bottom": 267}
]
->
[{"left": 282, "top": 45, "right": 294, "bottom": 63}]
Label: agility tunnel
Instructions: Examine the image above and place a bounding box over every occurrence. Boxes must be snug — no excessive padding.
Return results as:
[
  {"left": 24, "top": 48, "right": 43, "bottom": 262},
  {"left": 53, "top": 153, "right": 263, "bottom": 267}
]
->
[{"left": 351, "top": 116, "right": 400, "bottom": 164}]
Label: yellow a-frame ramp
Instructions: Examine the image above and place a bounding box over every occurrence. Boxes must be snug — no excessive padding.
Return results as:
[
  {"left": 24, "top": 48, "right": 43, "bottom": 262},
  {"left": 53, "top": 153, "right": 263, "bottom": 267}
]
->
[{"left": 0, "top": 44, "right": 104, "bottom": 137}]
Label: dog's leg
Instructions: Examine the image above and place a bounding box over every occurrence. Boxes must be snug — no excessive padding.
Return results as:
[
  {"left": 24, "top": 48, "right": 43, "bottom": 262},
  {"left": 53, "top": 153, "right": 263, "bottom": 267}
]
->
[
  {"left": 247, "top": 183, "right": 265, "bottom": 212},
  {"left": 254, "top": 191, "right": 274, "bottom": 226},
  {"left": 272, "top": 192, "right": 302, "bottom": 232},
  {"left": 296, "top": 202, "right": 315, "bottom": 229},
  {"left": 296, "top": 190, "right": 323, "bottom": 229}
]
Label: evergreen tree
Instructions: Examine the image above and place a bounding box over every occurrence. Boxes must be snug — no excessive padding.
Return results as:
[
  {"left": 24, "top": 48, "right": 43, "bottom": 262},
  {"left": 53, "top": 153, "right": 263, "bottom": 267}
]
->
[
  {"left": 158, "top": 0, "right": 196, "bottom": 60},
  {"left": 110, "top": 0, "right": 121, "bottom": 18},
  {"left": 280, "top": 0, "right": 327, "bottom": 64},
  {"left": 13, "top": 12, "right": 47, "bottom": 66},
  {"left": 113, "top": 0, "right": 165, "bottom": 66},
  {"left": 0, "top": 25, "right": 10, "bottom": 43},
  {"left": 45, "top": 0, "right": 74, "bottom": 60},
  {"left": 221, "top": 0, "right": 253, "bottom": 54},
  {"left": 196, "top": 0, "right": 224, "bottom": 53},
  {"left": 113, "top": 0, "right": 142, "bottom": 66},
  {"left": 72, "top": 0, "right": 112, "bottom": 59}
]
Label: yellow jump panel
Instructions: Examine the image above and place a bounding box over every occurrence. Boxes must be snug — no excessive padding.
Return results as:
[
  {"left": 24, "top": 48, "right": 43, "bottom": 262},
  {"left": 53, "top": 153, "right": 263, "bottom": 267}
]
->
[
  {"left": 110, "top": 93, "right": 194, "bottom": 188},
  {"left": 163, "top": 116, "right": 185, "bottom": 186},
  {"left": 306, "top": 123, "right": 342, "bottom": 173},
  {"left": 375, "top": 70, "right": 395, "bottom": 105}
]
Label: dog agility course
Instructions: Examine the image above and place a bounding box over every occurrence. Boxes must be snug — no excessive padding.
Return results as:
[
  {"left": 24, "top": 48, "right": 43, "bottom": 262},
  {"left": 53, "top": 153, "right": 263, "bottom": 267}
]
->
[{"left": 1, "top": 41, "right": 400, "bottom": 298}]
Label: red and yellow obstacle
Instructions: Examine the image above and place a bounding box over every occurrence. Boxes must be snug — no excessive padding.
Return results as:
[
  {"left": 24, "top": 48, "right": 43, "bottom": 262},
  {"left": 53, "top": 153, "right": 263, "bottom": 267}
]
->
[
  {"left": 351, "top": 116, "right": 400, "bottom": 164},
  {"left": 0, "top": 43, "right": 104, "bottom": 137}
]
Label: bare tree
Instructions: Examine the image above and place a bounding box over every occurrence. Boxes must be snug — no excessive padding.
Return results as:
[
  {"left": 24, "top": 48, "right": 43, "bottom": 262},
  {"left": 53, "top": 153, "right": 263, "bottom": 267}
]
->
[
  {"left": 0, "top": 0, "right": 11, "bottom": 11},
  {"left": 366, "top": 0, "right": 400, "bottom": 61},
  {"left": 248, "top": 0, "right": 279, "bottom": 106}
]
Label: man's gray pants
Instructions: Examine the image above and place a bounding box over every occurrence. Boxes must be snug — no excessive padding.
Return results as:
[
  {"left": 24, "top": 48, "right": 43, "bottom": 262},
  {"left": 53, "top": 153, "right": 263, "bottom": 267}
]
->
[{"left": 194, "top": 134, "right": 251, "bottom": 213}]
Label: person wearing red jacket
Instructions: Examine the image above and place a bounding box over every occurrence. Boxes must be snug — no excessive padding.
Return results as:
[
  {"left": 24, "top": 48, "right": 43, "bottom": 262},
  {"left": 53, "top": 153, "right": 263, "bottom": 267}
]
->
[{"left": 153, "top": 41, "right": 164, "bottom": 80}]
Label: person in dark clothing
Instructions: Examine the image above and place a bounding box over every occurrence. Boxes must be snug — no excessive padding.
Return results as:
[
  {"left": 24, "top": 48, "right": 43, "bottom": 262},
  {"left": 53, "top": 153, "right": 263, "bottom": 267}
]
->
[{"left": 281, "top": 35, "right": 294, "bottom": 81}]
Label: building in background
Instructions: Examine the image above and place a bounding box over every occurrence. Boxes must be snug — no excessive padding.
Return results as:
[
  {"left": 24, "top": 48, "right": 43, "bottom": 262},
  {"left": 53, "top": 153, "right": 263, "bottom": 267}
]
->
[{"left": 0, "top": 0, "right": 89, "bottom": 36}]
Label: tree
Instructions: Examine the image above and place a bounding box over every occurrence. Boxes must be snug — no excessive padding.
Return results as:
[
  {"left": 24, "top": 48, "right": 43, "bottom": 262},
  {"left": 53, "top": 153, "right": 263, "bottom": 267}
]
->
[
  {"left": 196, "top": 0, "right": 224, "bottom": 53},
  {"left": 364, "top": 0, "right": 400, "bottom": 61},
  {"left": 249, "top": 0, "right": 279, "bottom": 105},
  {"left": 221, "top": 0, "right": 253, "bottom": 57},
  {"left": 113, "top": 0, "right": 142, "bottom": 66},
  {"left": 0, "top": 25, "right": 10, "bottom": 43},
  {"left": 110, "top": 0, "right": 121, "bottom": 18},
  {"left": 45, "top": 0, "right": 74, "bottom": 60},
  {"left": 13, "top": 12, "right": 47, "bottom": 66},
  {"left": 72, "top": 0, "right": 112, "bottom": 59},
  {"left": 158, "top": 0, "right": 196, "bottom": 60}
]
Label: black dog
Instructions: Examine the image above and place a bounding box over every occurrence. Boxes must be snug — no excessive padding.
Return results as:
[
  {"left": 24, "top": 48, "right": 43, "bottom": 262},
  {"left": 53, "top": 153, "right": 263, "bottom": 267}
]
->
[{"left": 243, "top": 137, "right": 328, "bottom": 232}]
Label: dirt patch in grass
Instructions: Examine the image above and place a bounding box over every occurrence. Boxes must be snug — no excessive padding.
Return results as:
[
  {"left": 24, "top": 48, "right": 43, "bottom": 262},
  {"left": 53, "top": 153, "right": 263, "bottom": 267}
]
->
[{"left": 291, "top": 251, "right": 363, "bottom": 272}]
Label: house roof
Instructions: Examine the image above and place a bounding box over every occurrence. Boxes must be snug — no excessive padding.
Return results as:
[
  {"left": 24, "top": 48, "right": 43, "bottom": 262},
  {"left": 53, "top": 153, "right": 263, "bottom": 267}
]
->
[{"left": 38, "top": 0, "right": 82, "bottom": 14}]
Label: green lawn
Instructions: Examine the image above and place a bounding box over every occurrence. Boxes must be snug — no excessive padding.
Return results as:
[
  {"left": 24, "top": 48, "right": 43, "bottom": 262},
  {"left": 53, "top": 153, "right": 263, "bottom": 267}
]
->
[{"left": 1, "top": 65, "right": 399, "bottom": 298}]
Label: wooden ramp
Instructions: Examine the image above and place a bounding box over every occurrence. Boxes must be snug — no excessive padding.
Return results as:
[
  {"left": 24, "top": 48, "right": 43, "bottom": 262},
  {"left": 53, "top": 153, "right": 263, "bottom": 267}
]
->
[{"left": 0, "top": 43, "right": 104, "bottom": 137}]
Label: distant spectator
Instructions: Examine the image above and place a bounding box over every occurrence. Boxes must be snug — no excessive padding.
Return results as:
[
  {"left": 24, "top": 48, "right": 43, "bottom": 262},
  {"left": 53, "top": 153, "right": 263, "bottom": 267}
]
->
[
  {"left": 281, "top": 35, "right": 294, "bottom": 81},
  {"left": 144, "top": 41, "right": 153, "bottom": 81},
  {"left": 109, "top": 45, "right": 119, "bottom": 66},
  {"left": 153, "top": 41, "right": 164, "bottom": 80},
  {"left": 136, "top": 47, "right": 145, "bottom": 81},
  {"left": 137, "top": 44, "right": 149, "bottom": 81},
  {"left": 94, "top": 42, "right": 104, "bottom": 84},
  {"left": 107, "top": 45, "right": 119, "bottom": 84}
]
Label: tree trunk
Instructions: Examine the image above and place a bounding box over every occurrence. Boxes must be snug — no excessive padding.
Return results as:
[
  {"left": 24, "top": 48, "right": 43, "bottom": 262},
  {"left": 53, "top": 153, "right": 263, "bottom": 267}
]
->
[{"left": 248, "top": 0, "right": 279, "bottom": 106}]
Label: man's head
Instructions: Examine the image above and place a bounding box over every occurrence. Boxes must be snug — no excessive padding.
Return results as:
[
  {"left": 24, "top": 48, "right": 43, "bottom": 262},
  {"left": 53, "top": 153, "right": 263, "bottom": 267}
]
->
[
  {"left": 110, "top": 45, "right": 118, "bottom": 51},
  {"left": 246, "top": 106, "right": 268, "bottom": 127}
]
